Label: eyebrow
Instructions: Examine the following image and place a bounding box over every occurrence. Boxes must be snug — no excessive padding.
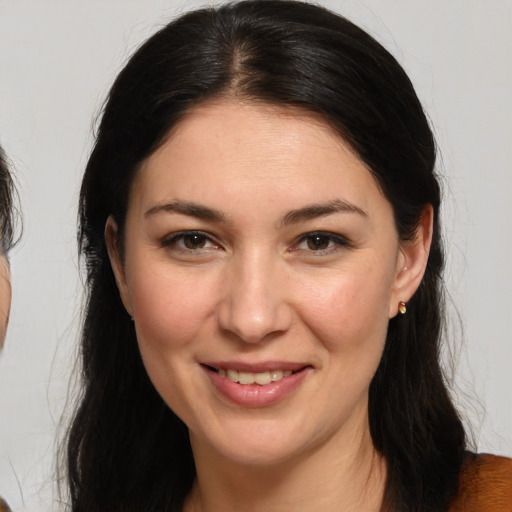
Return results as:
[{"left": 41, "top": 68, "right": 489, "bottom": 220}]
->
[
  {"left": 144, "top": 198, "right": 367, "bottom": 225},
  {"left": 281, "top": 199, "right": 367, "bottom": 226},
  {"left": 144, "top": 200, "right": 225, "bottom": 222}
]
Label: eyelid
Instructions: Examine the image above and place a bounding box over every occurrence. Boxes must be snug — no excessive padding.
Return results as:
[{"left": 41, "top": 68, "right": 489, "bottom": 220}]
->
[
  {"left": 160, "top": 230, "right": 221, "bottom": 250},
  {"left": 159, "top": 229, "right": 351, "bottom": 254},
  {"left": 292, "top": 231, "right": 353, "bottom": 253}
]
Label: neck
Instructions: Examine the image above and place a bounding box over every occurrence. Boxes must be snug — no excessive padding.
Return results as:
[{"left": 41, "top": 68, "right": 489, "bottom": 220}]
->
[{"left": 184, "top": 420, "right": 386, "bottom": 512}]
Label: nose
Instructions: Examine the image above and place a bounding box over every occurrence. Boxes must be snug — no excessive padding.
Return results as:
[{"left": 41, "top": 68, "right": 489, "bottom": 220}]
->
[{"left": 216, "top": 249, "right": 292, "bottom": 344}]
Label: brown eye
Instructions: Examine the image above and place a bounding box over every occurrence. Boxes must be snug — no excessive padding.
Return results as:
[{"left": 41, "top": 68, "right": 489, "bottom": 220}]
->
[
  {"left": 306, "top": 234, "right": 330, "bottom": 251},
  {"left": 183, "top": 233, "right": 207, "bottom": 249},
  {"left": 293, "top": 231, "right": 351, "bottom": 255}
]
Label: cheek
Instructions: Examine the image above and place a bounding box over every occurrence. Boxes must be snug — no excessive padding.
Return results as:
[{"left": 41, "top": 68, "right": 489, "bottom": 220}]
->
[
  {"left": 296, "top": 262, "right": 393, "bottom": 357},
  {"left": 127, "top": 264, "right": 218, "bottom": 353},
  {"left": 0, "top": 260, "right": 11, "bottom": 346},
  {"left": 125, "top": 265, "right": 221, "bottom": 414}
]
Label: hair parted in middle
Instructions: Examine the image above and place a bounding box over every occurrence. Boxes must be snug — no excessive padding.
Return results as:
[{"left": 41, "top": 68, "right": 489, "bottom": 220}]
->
[{"left": 68, "top": 2, "right": 466, "bottom": 511}]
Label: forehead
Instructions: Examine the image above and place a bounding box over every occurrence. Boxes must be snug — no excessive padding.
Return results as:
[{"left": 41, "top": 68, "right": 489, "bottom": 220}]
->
[{"left": 131, "top": 101, "right": 387, "bottom": 216}]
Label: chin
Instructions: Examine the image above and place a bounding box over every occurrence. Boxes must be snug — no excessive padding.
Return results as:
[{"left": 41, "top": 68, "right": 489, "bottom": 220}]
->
[
  {"left": 190, "top": 415, "right": 316, "bottom": 468},
  {"left": 214, "top": 440, "right": 299, "bottom": 467}
]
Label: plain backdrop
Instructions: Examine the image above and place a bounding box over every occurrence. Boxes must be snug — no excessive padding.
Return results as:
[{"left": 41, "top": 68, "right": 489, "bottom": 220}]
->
[{"left": 0, "top": 1, "right": 511, "bottom": 510}]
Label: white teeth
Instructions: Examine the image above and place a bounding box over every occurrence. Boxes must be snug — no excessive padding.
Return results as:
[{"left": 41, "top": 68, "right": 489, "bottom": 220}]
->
[
  {"left": 238, "top": 371, "right": 255, "bottom": 385},
  {"left": 271, "top": 370, "right": 283, "bottom": 381},
  {"left": 254, "top": 372, "right": 272, "bottom": 385},
  {"left": 227, "top": 369, "right": 238, "bottom": 382},
  {"left": 220, "top": 368, "right": 294, "bottom": 385}
]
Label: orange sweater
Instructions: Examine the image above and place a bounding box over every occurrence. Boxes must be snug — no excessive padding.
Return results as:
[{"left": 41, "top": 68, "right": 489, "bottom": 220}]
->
[{"left": 449, "top": 453, "right": 512, "bottom": 511}]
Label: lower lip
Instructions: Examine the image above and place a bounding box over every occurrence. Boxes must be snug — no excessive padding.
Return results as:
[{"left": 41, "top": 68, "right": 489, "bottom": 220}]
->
[{"left": 204, "top": 366, "right": 310, "bottom": 407}]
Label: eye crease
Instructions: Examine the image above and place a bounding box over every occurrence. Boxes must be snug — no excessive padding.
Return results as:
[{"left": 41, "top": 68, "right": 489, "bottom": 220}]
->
[
  {"left": 293, "top": 231, "right": 353, "bottom": 254},
  {"left": 160, "top": 231, "right": 220, "bottom": 251},
  {"left": 159, "top": 229, "right": 352, "bottom": 255}
]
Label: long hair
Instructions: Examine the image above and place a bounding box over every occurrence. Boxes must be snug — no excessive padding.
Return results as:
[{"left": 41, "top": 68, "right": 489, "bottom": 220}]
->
[{"left": 68, "top": 2, "right": 466, "bottom": 511}]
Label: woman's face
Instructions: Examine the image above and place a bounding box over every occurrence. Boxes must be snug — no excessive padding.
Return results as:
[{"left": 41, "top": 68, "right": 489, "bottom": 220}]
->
[
  {"left": 110, "top": 101, "right": 429, "bottom": 466},
  {"left": 0, "top": 254, "right": 11, "bottom": 347}
]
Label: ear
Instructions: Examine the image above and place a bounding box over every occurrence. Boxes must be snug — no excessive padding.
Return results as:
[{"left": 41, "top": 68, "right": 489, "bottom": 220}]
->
[
  {"left": 389, "top": 205, "right": 434, "bottom": 318},
  {"left": 105, "top": 216, "right": 134, "bottom": 317}
]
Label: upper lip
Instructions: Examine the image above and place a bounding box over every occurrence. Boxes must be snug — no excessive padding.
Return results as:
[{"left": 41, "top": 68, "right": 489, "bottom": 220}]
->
[{"left": 202, "top": 361, "right": 311, "bottom": 373}]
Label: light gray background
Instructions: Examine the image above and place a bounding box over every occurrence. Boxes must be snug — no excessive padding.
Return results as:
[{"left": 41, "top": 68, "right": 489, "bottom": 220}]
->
[{"left": 1, "top": 1, "right": 511, "bottom": 510}]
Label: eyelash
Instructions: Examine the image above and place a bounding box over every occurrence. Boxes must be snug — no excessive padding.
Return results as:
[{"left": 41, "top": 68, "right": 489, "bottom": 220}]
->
[
  {"left": 160, "top": 230, "right": 220, "bottom": 252},
  {"left": 159, "top": 230, "right": 352, "bottom": 255},
  {"left": 293, "top": 231, "right": 352, "bottom": 255}
]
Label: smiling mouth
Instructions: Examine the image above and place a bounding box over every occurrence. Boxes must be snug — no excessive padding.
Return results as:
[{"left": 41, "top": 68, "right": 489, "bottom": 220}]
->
[{"left": 204, "top": 365, "right": 308, "bottom": 386}]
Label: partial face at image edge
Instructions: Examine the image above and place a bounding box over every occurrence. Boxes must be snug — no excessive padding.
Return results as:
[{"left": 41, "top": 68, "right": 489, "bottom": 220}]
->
[{"left": 0, "top": 254, "right": 11, "bottom": 348}]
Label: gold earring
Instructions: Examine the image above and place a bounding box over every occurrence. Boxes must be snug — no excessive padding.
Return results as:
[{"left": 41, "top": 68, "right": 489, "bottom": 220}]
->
[{"left": 398, "top": 301, "right": 407, "bottom": 315}]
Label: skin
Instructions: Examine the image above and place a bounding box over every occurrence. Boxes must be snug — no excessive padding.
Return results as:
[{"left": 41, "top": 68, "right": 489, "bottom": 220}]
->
[
  {"left": 108, "top": 101, "right": 433, "bottom": 512},
  {"left": 0, "top": 254, "right": 11, "bottom": 347}
]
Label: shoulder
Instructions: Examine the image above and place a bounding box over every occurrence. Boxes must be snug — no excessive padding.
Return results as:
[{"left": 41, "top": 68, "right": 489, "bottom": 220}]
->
[
  {"left": 0, "top": 497, "right": 12, "bottom": 512},
  {"left": 449, "top": 452, "right": 512, "bottom": 512}
]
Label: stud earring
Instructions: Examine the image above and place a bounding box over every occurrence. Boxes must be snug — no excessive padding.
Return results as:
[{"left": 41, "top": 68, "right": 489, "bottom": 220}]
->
[{"left": 398, "top": 301, "right": 407, "bottom": 315}]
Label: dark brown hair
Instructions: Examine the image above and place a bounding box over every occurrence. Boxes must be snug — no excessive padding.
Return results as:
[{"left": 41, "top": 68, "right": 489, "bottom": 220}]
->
[
  {"left": 68, "top": 2, "right": 466, "bottom": 510},
  {"left": 0, "top": 144, "right": 18, "bottom": 254}
]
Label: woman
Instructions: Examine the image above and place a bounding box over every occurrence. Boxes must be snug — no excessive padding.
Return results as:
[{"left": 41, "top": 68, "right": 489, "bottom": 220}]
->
[
  {"left": 67, "top": 1, "right": 512, "bottom": 511},
  {"left": 0, "top": 144, "right": 18, "bottom": 512}
]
